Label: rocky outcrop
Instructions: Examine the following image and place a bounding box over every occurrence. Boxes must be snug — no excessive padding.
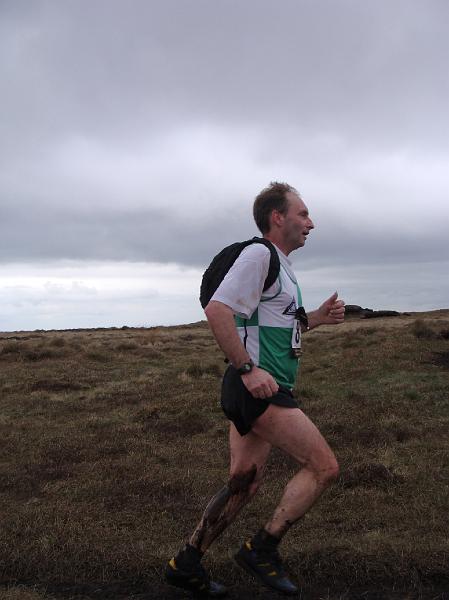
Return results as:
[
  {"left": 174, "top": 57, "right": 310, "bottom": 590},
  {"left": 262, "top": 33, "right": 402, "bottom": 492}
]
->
[
  {"left": 362, "top": 310, "right": 401, "bottom": 319},
  {"left": 345, "top": 305, "right": 401, "bottom": 319},
  {"left": 345, "top": 304, "right": 371, "bottom": 314}
]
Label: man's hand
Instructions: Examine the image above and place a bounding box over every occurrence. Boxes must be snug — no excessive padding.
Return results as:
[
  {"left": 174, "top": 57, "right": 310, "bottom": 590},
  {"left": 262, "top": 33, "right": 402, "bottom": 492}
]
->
[
  {"left": 316, "top": 291, "right": 345, "bottom": 325},
  {"left": 241, "top": 366, "right": 279, "bottom": 399}
]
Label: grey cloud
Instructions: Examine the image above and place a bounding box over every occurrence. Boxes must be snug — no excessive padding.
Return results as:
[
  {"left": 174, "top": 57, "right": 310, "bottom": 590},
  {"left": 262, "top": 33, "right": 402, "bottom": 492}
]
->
[
  {"left": 1, "top": 196, "right": 447, "bottom": 270},
  {"left": 1, "top": 0, "right": 448, "bottom": 153},
  {"left": 1, "top": 1, "right": 448, "bottom": 295}
]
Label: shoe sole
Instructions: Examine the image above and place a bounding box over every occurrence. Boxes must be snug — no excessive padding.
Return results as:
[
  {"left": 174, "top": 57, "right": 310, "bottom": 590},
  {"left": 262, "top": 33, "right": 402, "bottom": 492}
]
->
[{"left": 234, "top": 552, "right": 298, "bottom": 596}]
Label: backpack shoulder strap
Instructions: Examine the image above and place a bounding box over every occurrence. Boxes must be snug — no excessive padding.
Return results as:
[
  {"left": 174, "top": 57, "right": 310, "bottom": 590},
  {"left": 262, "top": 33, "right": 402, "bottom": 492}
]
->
[
  {"left": 199, "top": 236, "right": 280, "bottom": 309},
  {"left": 250, "top": 237, "right": 280, "bottom": 291}
]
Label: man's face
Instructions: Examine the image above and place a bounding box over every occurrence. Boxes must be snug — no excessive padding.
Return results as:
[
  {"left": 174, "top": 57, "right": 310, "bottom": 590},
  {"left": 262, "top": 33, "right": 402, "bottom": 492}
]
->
[{"left": 280, "top": 192, "right": 315, "bottom": 251}]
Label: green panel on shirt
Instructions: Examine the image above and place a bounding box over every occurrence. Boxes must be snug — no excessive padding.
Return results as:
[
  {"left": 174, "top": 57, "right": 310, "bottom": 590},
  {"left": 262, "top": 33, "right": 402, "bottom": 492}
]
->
[
  {"left": 235, "top": 309, "right": 259, "bottom": 327},
  {"left": 258, "top": 326, "right": 300, "bottom": 389},
  {"left": 296, "top": 284, "right": 302, "bottom": 306}
]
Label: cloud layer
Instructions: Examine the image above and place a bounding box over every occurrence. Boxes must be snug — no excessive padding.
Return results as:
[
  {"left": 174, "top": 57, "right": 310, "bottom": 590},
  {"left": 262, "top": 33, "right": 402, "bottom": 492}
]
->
[{"left": 1, "top": 1, "right": 448, "bottom": 330}]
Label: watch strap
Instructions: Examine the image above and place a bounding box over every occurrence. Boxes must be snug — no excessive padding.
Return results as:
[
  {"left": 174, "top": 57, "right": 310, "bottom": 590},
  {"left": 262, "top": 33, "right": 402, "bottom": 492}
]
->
[{"left": 236, "top": 360, "right": 254, "bottom": 375}]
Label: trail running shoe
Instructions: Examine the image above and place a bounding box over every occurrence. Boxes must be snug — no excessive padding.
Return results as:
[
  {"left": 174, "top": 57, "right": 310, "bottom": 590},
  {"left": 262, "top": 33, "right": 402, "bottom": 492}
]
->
[
  {"left": 234, "top": 540, "right": 298, "bottom": 596},
  {"left": 165, "top": 556, "right": 228, "bottom": 598}
]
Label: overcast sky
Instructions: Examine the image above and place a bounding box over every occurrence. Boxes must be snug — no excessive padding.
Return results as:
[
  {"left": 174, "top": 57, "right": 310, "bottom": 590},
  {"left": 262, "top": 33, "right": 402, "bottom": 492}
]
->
[{"left": 1, "top": 0, "right": 448, "bottom": 332}]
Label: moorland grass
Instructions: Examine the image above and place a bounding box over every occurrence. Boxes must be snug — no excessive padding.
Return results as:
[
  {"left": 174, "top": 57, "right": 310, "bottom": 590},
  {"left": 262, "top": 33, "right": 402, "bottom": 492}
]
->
[{"left": 0, "top": 312, "right": 448, "bottom": 599}]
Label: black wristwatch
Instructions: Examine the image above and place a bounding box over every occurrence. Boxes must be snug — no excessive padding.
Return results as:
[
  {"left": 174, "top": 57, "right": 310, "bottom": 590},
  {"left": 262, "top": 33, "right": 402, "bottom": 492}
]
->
[{"left": 237, "top": 360, "right": 254, "bottom": 375}]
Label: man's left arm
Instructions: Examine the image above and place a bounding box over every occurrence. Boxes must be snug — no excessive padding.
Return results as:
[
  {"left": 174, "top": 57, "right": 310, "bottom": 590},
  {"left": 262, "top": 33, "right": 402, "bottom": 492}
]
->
[{"left": 304, "top": 291, "right": 345, "bottom": 331}]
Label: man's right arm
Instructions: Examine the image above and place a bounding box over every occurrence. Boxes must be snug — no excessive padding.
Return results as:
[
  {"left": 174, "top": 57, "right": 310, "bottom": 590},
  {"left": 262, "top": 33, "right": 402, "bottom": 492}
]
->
[{"left": 204, "top": 300, "right": 279, "bottom": 399}]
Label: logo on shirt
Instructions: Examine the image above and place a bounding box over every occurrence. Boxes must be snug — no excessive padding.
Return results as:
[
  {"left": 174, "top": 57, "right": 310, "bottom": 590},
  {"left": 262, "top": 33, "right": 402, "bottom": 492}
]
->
[{"left": 283, "top": 297, "right": 297, "bottom": 316}]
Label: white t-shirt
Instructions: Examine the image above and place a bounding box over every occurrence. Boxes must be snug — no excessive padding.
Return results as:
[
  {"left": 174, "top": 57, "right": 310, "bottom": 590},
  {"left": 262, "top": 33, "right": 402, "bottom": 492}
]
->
[{"left": 211, "top": 242, "right": 304, "bottom": 389}]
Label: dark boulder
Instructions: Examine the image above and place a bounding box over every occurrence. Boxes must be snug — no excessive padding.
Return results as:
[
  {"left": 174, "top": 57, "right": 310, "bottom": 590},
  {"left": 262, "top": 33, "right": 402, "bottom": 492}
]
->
[
  {"left": 345, "top": 305, "right": 373, "bottom": 314},
  {"left": 363, "top": 310, "right": 400, "bottom": 319},
  {"left": 345, "top": 305, "right": 402, "bottom": 319}
]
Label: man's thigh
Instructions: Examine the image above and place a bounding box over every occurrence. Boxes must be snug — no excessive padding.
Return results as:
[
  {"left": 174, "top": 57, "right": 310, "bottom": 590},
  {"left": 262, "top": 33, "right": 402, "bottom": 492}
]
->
[
  {"left": 229, "top": 422, "right": 271, "bottom": 478},
  {"left": 251, "top": 404, "right": 335, "bottom": 470}
]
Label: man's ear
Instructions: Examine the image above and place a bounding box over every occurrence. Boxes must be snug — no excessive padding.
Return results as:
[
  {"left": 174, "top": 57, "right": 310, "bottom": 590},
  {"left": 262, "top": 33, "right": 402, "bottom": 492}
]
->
[{"left": 271, "top": 209, "right": 284, "bottom": 229}]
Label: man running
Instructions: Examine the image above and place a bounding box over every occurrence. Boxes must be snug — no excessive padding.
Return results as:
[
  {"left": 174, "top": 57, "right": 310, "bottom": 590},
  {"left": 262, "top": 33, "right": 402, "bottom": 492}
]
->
[{"left": 165, "top": 182, "right": 345, "bottom": 597}]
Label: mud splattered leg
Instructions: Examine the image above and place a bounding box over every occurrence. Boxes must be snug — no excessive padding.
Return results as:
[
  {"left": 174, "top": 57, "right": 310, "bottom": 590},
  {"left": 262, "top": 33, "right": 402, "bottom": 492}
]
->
[
  {"left": 190, "top": 465, "right": 258, "bottom": 553},
  {"left": 248, "top": 405, "right": 339, "bottom": 540},
  {"left": 264, "top": 455, "right": 341, "bottom": 537}
]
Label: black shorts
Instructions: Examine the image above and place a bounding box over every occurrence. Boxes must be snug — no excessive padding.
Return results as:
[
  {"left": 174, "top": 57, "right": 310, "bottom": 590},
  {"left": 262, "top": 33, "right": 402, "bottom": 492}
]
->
[{"left": 220, "top": 365, "right": 300, "bottom": 436}]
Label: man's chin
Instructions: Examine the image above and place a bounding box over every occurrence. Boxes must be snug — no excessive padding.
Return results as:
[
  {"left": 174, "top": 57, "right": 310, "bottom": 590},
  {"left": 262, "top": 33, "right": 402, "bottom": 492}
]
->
[{"left": 294, "top": 240, "right": 305, "bottom": 250}]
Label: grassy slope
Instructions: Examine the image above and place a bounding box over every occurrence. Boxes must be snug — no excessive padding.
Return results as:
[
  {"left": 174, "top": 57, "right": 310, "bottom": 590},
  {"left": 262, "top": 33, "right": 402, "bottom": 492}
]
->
[{"left": 0, "top": 311, "right": 448, "bottom": 600}]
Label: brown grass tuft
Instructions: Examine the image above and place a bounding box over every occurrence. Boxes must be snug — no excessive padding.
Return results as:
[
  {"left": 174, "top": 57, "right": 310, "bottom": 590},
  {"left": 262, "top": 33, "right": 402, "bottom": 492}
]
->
[
  {"left": 339, "top": 463, "right": 402, "bottom": 488},
  {"left": 431, "top": 350, "right": 449, "bottom": 369},
  {"left": 185, "top": 361, "right": 222, "bottom": 378},
  {"left": 139, "top": 407, "right": 212, "bottom": 436},
  {"left": 84, "top": 345, "right": 111, "bottom": 362},
  {"left": 411, "top": 318, "right": 436, "bottom": 339},
  {"left": 0, "top": 340, "right": 22, "bottom": 355},
  {"left": 22, "top": 344, "right": 60, "bottom": 361},
  {"left": 30, "top": 380, "right": 87, "bottom": 392},
  {"left": 115, "top": 340, "right": 139, "bottom": 351}
]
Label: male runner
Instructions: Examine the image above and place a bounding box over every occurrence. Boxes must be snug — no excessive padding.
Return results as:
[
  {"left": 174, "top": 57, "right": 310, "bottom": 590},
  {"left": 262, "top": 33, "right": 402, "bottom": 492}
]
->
[{"left": 166, "top": 182, "right": 345, "bottom": 597}]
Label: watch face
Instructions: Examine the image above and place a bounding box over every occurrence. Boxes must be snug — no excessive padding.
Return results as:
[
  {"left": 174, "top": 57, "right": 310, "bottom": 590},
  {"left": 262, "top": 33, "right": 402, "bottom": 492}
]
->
[{"left": 243, "top": 363, "right": 252, "bottom": 373}]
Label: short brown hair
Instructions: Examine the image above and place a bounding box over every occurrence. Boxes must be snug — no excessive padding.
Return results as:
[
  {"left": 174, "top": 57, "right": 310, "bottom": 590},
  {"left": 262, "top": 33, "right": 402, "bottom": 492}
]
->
[{"left": 253, "top": 182, "right": 299, "bottom": 234}]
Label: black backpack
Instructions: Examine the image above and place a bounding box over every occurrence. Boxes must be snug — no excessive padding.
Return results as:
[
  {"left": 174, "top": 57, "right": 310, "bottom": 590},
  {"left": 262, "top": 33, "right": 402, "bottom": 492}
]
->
[{"left": 199, "top": 237, "right": 280, "bottom": 309}]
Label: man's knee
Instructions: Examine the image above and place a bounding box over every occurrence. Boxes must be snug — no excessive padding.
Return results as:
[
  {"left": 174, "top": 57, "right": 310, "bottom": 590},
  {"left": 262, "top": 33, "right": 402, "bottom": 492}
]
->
[
  {"left": 229, "top": 463, "right": 262, "bottom": 498},
  {"left": 312, "top": 454, "right": 339, "bottom": 486},
  {"left": 323, "top": 455, "right": 339, "bottom": 484},
  {"left": 201, "top": 466, "right": 259, "bottom": 525}
]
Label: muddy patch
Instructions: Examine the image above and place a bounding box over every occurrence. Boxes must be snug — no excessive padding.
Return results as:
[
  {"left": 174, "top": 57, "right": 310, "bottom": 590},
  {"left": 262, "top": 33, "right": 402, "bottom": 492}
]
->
[
  {"left": 138, "top": 408, "right": 211, "bottom": 436},
  {"left": 430, "top": 351, "right": 449, "bottom": 369},
  {"left": 30, "top": 380, "right": 88, "bottom": 392},
  {"left": 339, "top": 462, "right": 402, "bottom": 488}
]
